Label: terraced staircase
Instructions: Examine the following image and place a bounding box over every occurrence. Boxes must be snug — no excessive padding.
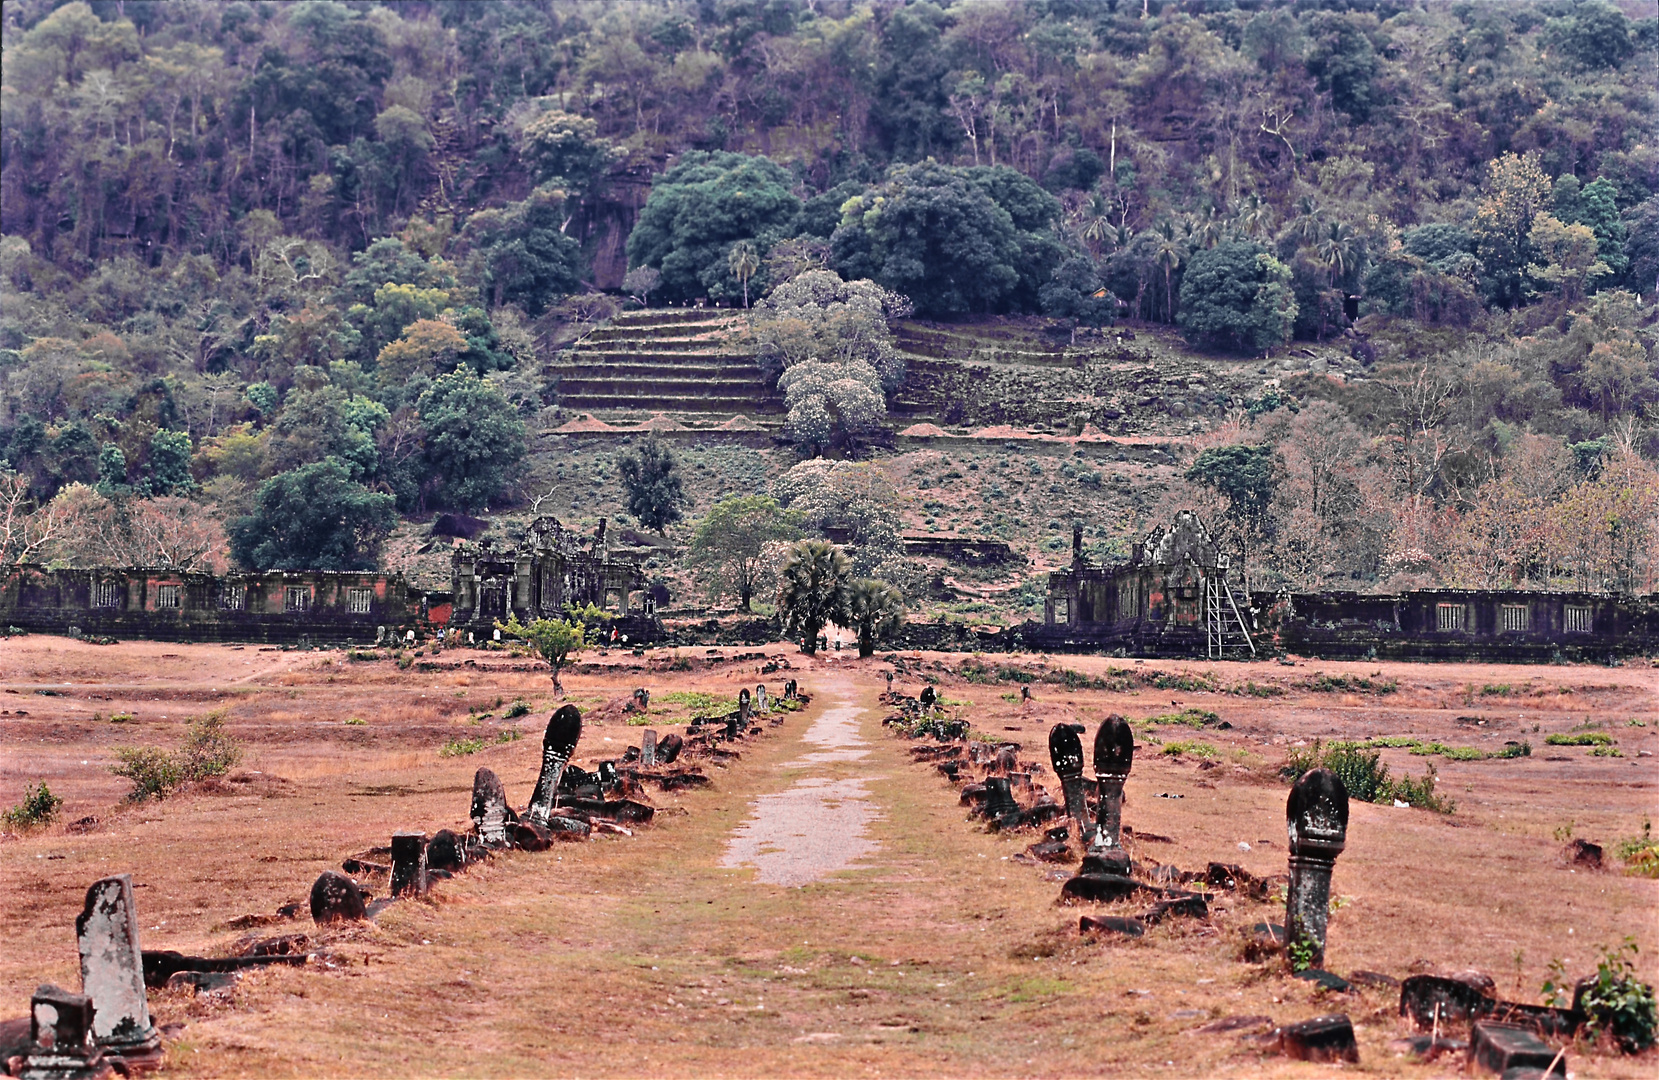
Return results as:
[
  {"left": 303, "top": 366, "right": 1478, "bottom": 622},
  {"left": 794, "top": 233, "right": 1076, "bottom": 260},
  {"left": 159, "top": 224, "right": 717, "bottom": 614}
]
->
[{"left": 546, "top": 310, "right": 783, "bottom": 421}]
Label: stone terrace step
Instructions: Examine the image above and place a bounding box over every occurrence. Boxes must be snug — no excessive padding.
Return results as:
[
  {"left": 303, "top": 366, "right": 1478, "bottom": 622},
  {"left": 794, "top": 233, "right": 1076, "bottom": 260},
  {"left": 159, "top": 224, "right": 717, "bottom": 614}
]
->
[
  {"left": 575, "top": 336, "right": 748, "bottom": 353},
  {"left": 548, "top": 363, "right": 761, "bottom": 381},
  {"left": 608, "top": 309, "right": 734, "bottom": 326},
  {"left": 555, "top": 377, "right": 773, "bottom": 396},
  {"left": 557, "top": 393, "right": 785, "bottom": 414}
]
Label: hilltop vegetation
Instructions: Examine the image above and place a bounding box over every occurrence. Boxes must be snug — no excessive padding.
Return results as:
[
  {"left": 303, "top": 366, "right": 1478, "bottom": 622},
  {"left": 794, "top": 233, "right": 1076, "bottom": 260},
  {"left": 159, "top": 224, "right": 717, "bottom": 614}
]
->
[{"left": 0, "top": 0, "right": 1657, "bottom": 604}]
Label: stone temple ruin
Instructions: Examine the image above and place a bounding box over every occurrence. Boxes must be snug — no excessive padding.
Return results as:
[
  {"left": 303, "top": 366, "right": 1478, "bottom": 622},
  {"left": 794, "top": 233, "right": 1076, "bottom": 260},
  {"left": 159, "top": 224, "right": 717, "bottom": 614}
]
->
[
  {"left": 448, "top": 517, "right": 652, "bottom": 641},
  {"left": 1038, "top": 511, "right": 1255, "bottom": 658}
]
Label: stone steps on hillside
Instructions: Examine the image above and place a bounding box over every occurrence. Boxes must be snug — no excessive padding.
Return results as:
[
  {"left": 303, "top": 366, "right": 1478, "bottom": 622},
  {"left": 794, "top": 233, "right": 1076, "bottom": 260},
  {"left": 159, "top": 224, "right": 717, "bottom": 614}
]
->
[
  {"left": 555, "top": 392, "right": 786, "bottom": 414},
  {"left": 550, "top": 361, "right": 760, "bottom": 379},
  {"left": 549, "top": 311, "right": 775, "bottom": 416},
  {"left": 554, "top": 375, "right": 772, "bottom": 396}
]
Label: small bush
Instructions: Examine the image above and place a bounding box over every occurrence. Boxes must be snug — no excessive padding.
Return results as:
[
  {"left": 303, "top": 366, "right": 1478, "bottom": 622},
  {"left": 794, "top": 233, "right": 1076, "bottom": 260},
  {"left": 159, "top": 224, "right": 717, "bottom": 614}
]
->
[
  {"left": 112, "top": 746, "right": 182, "bottom": 801},
  {"left": 3, "top": 782, "right": 63, "bottom": 829},
  {"left": 108, "top": 712, "right": 135, "bottom": 724},
  {"left": 1305, "top": 673, "right": 1398, "bottom": 694},
  {"left": 504, "top": 699, "right": 531, "bottom": 719},
  {"left": 439, "top": 736, "right": 487, "bottom": 757},
  {"left": 177, "top": 711, "right": 241, "bottom": 781},
  {"left": 1161, "top": 739, "right": 1216, "bottom": 759},
  {"left": 1546, "top": 732, "right": 1613, "bottom": 746},
  {"left": 1281, "top": 740, "right": 1453, "bottom": 812},
  {"left": 1236, "top": 680, "right": 1285, "bottom": 698},
  {"left": 1494, "top": 740, "right": 1532, "bottom": 759},
  {"left": 1146, "top": 708, "right": 1220, "bottom": 728},
  {"left": 658, "top": 690, "right": 737, "bottom": 719},
  {"left": 344, "top": 717, "right": 367, "bottom": 726},
  {"left": 1577, "top": 939, "right": 1657, "bottom": 1053}
]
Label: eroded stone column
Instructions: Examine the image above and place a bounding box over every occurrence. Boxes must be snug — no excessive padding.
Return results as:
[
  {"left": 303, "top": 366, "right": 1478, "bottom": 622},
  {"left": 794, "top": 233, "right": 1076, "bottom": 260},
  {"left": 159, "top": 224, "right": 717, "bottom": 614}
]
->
[
  {"left": 1084, "top": 714, "right": 1134, "bottom": 875},
  {"left": 390, "top": 832, "right": 429, "bottom": 898},
  {"left": 1285, "top": 767, "right": 1349, "bottom": 970},
  {"left": 526, "top": 705, "right": 583, "bottom": 826},
  {"left": 1047, "top": 724, "right": 1088, "bottom": 843},
  {"left": 640, "top": 729, "right": 658, "bottom": 768},
  {"left": 75, "top": 874, "right": 160, "bottom": 1061}
]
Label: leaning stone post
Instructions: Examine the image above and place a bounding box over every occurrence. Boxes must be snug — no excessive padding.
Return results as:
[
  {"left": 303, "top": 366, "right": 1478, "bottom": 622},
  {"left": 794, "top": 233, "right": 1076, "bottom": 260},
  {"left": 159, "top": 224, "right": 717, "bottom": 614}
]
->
[
  {"left": 1083, "top": 715, "right": 1134, "bottom": 875},
  {"left": 1285, "top": 768, "right": 1349, "bottom": 970},
  {"left": 75, "top": 874, "right": 161, "bottom": 1063},
  {"left": 471, "top": 767, "right": 510, "bottom": 847},
  {"left": 526, "top": 705, "right": 583, "bottom": 827},
  {"left": 1047, "top": 724, "right": 1088, "bottom": 843}
]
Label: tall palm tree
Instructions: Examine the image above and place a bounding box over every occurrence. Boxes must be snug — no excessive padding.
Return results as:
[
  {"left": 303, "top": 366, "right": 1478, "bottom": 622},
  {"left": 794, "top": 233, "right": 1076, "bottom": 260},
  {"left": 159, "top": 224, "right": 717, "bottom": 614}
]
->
[
  {"left": 1235, "top": 193, "right": 1273, "bottom": 239},
  {"left": 1292, "top": 195, "right": 1325, "bottom": 246},
  {"left": 844, "top": 577, "right": 905, "bottom": 657},
  {"left": 728, "top": 241, "right": 760, "bottom": 308},
  {"left": 777, "top": 539, "right": 849, "bottom": 655},
  {"left": 1152, "top": 222, "right": 1184, "bottom": 323},
  {"left": 1317, "top": 221, "right": 1357, "bottom": 286}
]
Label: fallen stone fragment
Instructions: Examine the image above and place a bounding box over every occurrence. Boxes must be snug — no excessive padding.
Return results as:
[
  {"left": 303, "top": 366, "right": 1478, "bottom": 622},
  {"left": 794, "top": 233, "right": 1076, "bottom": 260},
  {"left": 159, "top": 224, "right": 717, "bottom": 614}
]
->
[
  {"left": 545, "top": 816, "right": 591, "bottom": 840},
  {"left": 1204, "top": 862, "right": 1253, "bottom": 890},
  {"left": 75, "top": 874, "right": 161, "bottom": 1065},
  {"left": 1059, "top": 873, "right": 1146, "bottom": 903},
  {"left": 512, "top": 822, "right": 552, "bottom": 851},
  {"left": 1139, "top": 893, "right": 1208, "bottom": 924},
  {"left": 1275, "top": 1013, "right": 1359, "bottom": 1063},
  {"left": 1386, "top": 1034, "right": 1467, "bottom": 1062},
  {"left": 1293, "top": 969, "right": 1353, "bottom": 993},
  {"left": 1079, "top": 915, "right": 1145, "bottom": 937},
  {"left": 230, "top": 934, "right": 309, "bottom": 958},
  {"left": 389, "top": 832, "right": 429, "bottom": 898},
  {"left": 1467, "top": 1021, "right": 1565, "bottom": 1077},
  {"left": 1399, "top": 974, "right": 1496, "bottom": 1029},
  {"left": 309, "top": 872, "right": 367, "bottom": 924},
  {"left": 1079, "top": 849, "right": 1133, "bottom": 876},
  {"left": 1564, "top": 839, "right": 1602, "bottom": 869},
  {"left": 1025, "top": 838, "right": 1072, "bottom": 863},
  {"left": 1348, "top": 970, "right": 1400, "bottom": 990},
  {"left": 163, "top": 971, "right": 237, "bottom": 996},
  {"left": 526, "top": 706, "right": 583, "bottom": 827},
  {"left": 141, "top": 950, "right": 307, "bottom": 988},
  {"left": 340, "top": 858, "right": 389, "bottom": 876},
  {"left": 426, "top": 829, "right": 465, "bottom": 874}
]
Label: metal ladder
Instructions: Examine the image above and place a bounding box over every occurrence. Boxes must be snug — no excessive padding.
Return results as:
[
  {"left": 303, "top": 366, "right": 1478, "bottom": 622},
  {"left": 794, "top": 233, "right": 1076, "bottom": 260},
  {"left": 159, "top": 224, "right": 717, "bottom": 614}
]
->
[{"left": 1204, "top": 555, "right": 1256, "bottom": 658}]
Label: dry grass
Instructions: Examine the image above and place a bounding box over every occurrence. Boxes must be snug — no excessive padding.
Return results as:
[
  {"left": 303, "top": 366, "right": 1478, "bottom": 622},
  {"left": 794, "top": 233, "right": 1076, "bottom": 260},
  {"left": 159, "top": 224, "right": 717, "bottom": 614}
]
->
[{"left": 2, "top": 638, "right": 1656, "bottom": 1076}]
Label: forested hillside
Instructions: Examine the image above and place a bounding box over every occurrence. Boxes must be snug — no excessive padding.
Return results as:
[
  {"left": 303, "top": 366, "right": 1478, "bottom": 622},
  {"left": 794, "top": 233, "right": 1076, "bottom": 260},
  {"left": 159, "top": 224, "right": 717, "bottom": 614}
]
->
[{"left": 1, "top": 0, "right": 1656, "bottom": 600}]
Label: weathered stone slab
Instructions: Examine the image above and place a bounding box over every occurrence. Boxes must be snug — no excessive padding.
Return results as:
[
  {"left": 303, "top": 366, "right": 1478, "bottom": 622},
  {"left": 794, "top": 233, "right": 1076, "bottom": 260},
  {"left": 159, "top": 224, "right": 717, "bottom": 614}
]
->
[
  {"left": 141, "top": 950, "right": 305, "bottom": 988},
  {"left": 1079, "top": 915, "right": 1145, "bottom": 937},
  {"left": 1293, "top": 969, "right": 1353, "bottom": 993},
  {"left": 1079, "top": 849, "right": 1133, "bottom": 876},
  {"left": 1467, "top": 1022, "right": 1565, "bottom": 1077},
  {"left": 981, "top": 777, "right": 1021, "bottom": 828},
  {"left": 640, "top": 729, "right": 658, "bottom": 768},
  {"left": 513, "top": 822, "right": 552, "bottom": 851},
  {"left": 526, "top": 705, "right": 582, "bottom": 827},
  {"left": 755, "top": 685, "right": 768, "bottom": 712},
  {"left": 309, "top": 872, "right": 366, "bottom": 925},
  {"left": 1564, "top": 839, "right": 1601, "bottom": 868},
  {"left": 1277, "top": 1014, "right": 1359, "bottom": 1063},
  {"left": 1285, "top": 768, "right": 1348, "bottom": 970},
  {"left": 389, "top": 833, "right": 429, "bottom": 898},
  {"left": 470, "top": 767, "right": 510, "bottom": 847},
  {"left": 1139, "top": 892, "right": 1208, "bottom": 924},
  {"left": 164, "top": 971, "right": 237, "bottom": 996},
  {"left": 1399, "top": 974, "right": 1496, "bottom": 1029},
  {"left": 19, "top": 983, "right": 113, "bottom": 1080},
  {"left": 74, "top": 875, "right": 160, "bottom": 1060}
]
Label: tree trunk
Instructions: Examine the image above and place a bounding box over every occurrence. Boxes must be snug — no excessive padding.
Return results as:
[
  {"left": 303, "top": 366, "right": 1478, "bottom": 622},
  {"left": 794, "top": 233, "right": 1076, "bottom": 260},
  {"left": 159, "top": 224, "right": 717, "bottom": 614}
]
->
[{"left": 858, "top": 631, "right": 873, "bottom": 658}]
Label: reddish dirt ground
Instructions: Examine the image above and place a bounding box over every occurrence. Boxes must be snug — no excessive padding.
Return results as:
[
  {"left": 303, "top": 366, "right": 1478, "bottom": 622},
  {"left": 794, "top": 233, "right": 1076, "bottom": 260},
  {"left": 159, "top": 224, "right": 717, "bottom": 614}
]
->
[{"left": 1, "top": 636, "right": 1656, "bottom": 1077}]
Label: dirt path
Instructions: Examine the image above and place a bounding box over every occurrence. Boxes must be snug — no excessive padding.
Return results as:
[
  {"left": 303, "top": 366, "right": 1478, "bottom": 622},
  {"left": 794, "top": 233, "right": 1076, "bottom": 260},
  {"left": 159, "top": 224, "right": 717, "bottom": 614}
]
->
[{"left": 721, "top": 677, "right": 880, "bottom": 887}]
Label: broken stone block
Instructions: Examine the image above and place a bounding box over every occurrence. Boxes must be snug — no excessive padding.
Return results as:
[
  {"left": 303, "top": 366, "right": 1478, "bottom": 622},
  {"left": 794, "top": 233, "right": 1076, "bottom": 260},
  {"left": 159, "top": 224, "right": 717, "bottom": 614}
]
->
[
  {"left": 309, "top": 872, "right": 366, "bottom": 925},
  {"left": 1348, "top": 970, "right": 1400, "bottom": 990},
  {"left": 526, "top": 705, "right": 583, "bottom": 827},
  {"left": 640, "top": 729, "right": 658, "bottom": 768},
  {"left": 1285, "top": 768, "right": 1348, "bottom": 970},
  {"left": 1079, "top": 849, "right": 1132, "bottom": 876},
  {"left": 756, "top": 685, "right": 768, "bottom": 712},
  {"left": 1293, "top": 969, "right": 1353, "bottom": 993},
  {"left": 1089, "top": 715, "right": 1134, "bottom": 859},
  {"left": 1139, "top": 892, "right": 1208, "bottom": 924},
  {"left": 1059, "top": 873, "right": 1145, "bottom": 903},
  {"left": 545, "top": 816, "right": 591, "bottom": 840},
  {"left": 1399, "top": 974, "right": 1496, "bottom": 1030},
  {"left": 633, "top": 687, "right": 650, "bottom": 711},
  {"left": 1193, "top": 1014, "right": 1274, "bottom": 1035},
  {"left": 74, "top": 874, "right": 161, "bottom": 1062},
  {"left": 19, "top": 983, "right": 115, "bottom": 1080},
  {"left": 141, "top": 950, "right": 305, "bottom": 988},
  {"left": 1204, "top": 862, "right": 1252, "bottom": 890},
  {"left": 513, "top": 822, "right": 552, "bottom": 851},
  {"left": 1079, "top": 915, "right": 1145, "bottom": 937},
  {"left": 1047, "top": 724, "right": 1089, "bottom": 843},
  {"left": 1025, "top": 838, "right": 1072, "bottom": 863},
  {"left": 1565, "top": 839, "right": 1602, "bottom": 869},
  {"left": 1467, "top": 1022, "right": 1565, "bottom": 1077},
  {"left": 784, "top": 679, "right": 797, "bottom": 700},
  {"left": 426, "top": 829, "right": 464, "bottom": 874},
  {"left": 389, "top": 833, "right": 429, "bottom": 898},
  {"left": 471, "top": 768, "right": 510, "bottom": 847},
  {"left": 1276, "top": 1014, "right": 1359, "bottom": 1063},
  {"left": 981, "top": 777, "right": 1022, "bottom": 828}
]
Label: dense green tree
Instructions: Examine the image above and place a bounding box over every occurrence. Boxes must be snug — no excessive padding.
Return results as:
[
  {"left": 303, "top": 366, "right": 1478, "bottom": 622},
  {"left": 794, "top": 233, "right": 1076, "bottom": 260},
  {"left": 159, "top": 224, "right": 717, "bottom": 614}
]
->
[
  {"left": 1176, "top": 242, "right": 1297, "bottom": 354},
  {"left": 625, "top": 152, "right": 801, "bottom": 304},
  {"left": 777, "top": 539, "right": 850, "bottom": 655},
  {"left": 831, "top": 162, "right": 1063, "bottom": 317},
  {"left": 686, "top": 495, "right": 804, "bottom": 611},
  {"left": 145, "top": 429, "right": 195, "bottom": 497},
  {"left": 458, "top": 187, "right": 585, "bottom": 315},
  {"left": 229, "top": 459, "right": 397, "bottom": 571},
  {"left": 417, "top": 369, "right": 527, "bottom": 512},
  {"left": 617, "top": 435, "right": 686, "bottom": 533},
  {"left": 1187, "top": 445, "right": 1280, "bottom": 536}
]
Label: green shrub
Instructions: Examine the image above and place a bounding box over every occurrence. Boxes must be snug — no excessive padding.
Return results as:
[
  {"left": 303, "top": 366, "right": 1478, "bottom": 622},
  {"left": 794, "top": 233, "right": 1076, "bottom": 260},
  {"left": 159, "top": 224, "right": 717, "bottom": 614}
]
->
[
  {"left": 1281, "top": 740, "right": 1453, "bottom": 812},
  {"left": 344, "top": 717, "right": 367, "bottom": 726},
  {"left": 112, "top": 746, "right": 182, "bottom": 801},
  {"left": 1494, "top": 740, "right": 1532, "bottom": 759},
  {"left": 1546, "top": 732, "right": 1613, "bottom": 746},
  {"left": 504, "top": 699, "right": 531, "bottom": 719},
  {"left": 1305, "top": 673, "right": 1399, "bottom": 694},
  {"left": 1161, "top": 740, "right": 1216, "bottom": 759},
  {"left": 1591, "top": 745, "right": 1625, "bottom": 757},
  {"left": 1236, "top": 680, "right": 1285, "bottom": 698},
  {"left": 1145, "top": 708, "right": 1221, "bottom": 727},
  {"left": 439, "top": 736, "right": 487, "bottom": 757},
  {"left": 177, "top": 711, "right": 241, "bottom": 781},
  {"left": 3, "top": 782, "right": 63, "bottom": 829},
  {"left": 657, "top": 690, "right": 737, "bottom": 719},
  {"left": 1577, "top": 939, "right": 1657, "bottom": 1053}
]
